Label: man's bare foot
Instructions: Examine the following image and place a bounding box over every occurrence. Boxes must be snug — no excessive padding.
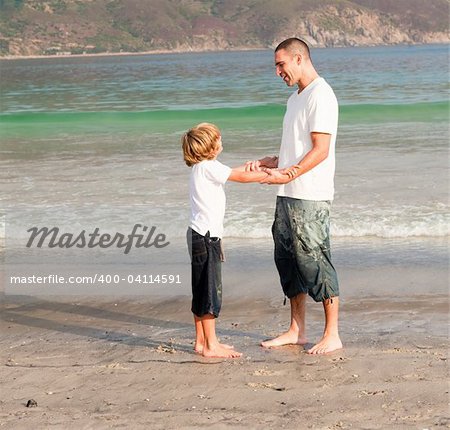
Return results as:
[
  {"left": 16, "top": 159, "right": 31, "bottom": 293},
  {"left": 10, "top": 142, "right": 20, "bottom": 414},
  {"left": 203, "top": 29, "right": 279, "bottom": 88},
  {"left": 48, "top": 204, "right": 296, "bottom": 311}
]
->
[
  {"left": 194, "top": 342, "right": 234, "bottom": 354},
  {"left": 307, "top": 334, "right": 342, "bottom": 355},
  {"left": 202, "top": 344, "right": 242, "bottom": 358},
  {"left": 261, "top": 330, "right": 307, "bottom": 348}
]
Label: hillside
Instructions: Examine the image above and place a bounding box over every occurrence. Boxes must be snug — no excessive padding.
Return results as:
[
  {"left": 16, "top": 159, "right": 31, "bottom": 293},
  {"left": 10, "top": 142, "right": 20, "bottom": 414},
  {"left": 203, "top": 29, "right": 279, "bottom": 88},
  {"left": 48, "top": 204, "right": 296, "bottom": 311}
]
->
[{"left": 0, "top": 0, "right": 448, "bottom": 57}]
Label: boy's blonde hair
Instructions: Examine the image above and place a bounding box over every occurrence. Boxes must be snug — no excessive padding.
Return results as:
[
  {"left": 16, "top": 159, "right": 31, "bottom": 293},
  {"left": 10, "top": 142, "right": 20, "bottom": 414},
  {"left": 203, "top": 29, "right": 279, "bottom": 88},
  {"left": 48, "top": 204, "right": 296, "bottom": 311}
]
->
[{"left": 181, "top": 122, "right": 221, "bottom": 167}]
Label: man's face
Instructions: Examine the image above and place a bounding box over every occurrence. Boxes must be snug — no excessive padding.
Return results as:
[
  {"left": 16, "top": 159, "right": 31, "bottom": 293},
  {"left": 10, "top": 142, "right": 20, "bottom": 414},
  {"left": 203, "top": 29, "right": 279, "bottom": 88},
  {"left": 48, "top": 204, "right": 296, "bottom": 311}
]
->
[{"left": 275, "top": 49, "right": 299, "bottom": 87}]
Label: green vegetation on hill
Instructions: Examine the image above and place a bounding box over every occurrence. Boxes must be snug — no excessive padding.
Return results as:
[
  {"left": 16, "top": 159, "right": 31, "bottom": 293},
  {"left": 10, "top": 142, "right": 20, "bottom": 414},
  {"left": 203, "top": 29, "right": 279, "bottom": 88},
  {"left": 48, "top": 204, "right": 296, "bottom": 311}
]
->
[{"left": 0, "top": 0, "right": 448, "bottom": 56}]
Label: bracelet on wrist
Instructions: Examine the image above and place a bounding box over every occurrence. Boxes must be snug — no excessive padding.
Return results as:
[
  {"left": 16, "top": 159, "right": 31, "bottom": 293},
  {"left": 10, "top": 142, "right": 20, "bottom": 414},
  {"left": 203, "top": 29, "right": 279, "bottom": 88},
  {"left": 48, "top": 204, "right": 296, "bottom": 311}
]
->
[{"left": 286, "top": 164, "right": 301, "bottom": 179}]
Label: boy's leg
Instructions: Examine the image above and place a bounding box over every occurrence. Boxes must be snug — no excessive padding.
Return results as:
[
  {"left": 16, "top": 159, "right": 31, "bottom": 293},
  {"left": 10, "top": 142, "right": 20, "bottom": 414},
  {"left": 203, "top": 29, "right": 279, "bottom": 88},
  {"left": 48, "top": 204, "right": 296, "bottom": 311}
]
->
[
  {"left": 200, "top": 314, "right": 242, "bottom": 358},
  {"left": 193, "top": 315, "right": 205, "bottom": 353},
  {"left": 188, "top": 230, "right": 238, "bottom": 357},
  {"left": 193, "top": 314, "right": 234, "bottom": 353},
  {"left": 307, "top": 297, "right": 342, "bottom": 354}
]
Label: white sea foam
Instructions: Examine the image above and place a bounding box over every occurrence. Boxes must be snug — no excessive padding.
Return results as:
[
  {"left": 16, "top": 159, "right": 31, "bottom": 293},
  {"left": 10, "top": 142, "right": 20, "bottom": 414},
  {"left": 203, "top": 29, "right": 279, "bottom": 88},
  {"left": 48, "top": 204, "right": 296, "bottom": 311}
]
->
[
  {"left": 2, "top": 202, "right": 449, "bottom": 243},
  {"left": 224, "top": 213, "right": 449, "bottom": 239}
]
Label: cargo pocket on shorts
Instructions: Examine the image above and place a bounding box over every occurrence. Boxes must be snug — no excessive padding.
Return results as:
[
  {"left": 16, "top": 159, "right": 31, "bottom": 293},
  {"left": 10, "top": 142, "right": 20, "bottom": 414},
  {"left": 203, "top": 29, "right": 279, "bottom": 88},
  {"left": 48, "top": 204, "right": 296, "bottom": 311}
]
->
[{"left": 300, "top": 208, "right": 329, "bottom": 254}]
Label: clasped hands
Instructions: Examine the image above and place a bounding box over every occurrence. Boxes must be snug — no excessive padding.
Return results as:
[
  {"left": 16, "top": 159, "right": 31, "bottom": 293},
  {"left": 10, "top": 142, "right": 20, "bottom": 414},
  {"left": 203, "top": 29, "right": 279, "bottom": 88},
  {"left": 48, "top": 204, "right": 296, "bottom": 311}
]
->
[{"left": 244, "top": 156, "right": 291, "bottom": 185}]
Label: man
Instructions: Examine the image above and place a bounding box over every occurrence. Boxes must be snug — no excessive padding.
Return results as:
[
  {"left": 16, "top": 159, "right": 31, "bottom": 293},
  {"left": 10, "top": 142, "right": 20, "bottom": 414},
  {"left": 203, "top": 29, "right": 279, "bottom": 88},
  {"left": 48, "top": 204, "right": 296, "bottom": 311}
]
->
[{"left": 247, "top": 38, "right": 342, "bottom": 354}]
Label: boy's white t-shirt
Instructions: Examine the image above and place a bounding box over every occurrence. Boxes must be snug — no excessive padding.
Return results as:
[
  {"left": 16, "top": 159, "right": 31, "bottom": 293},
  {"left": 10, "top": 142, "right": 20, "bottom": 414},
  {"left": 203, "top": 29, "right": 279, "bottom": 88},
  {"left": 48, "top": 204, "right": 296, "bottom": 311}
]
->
[
  {"left": 277, "top": 77, "right": 338, "bottom": 201},
  {"left": 189, "top": 159, "right": 232, "bottom": 238}
]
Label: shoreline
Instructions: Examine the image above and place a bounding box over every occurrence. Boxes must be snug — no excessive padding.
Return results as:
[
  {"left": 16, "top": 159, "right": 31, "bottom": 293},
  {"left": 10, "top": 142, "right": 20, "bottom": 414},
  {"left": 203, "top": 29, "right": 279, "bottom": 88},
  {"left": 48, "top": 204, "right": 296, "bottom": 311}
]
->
[
  {"left": 1, "top": 42, "right": 448, "bottom": 61},
  {"left": 0, "top": 46, "right": 267, "bottom": 61}
]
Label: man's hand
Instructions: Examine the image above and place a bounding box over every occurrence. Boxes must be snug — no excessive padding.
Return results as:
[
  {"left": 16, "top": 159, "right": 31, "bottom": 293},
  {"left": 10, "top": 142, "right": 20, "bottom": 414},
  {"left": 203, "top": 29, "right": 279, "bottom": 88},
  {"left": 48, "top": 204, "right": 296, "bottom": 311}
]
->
[{"left": 259, "top": 168, "right": 290, "bottom": 185}]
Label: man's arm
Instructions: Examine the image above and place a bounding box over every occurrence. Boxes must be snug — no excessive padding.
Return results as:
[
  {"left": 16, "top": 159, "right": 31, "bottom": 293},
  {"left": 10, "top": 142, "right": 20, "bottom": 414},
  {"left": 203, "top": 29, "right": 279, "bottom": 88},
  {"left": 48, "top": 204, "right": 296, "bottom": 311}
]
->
[
  {"left": 228, "top": 165, "right": 269, "bottom": 183},
  {"left": 260, "top": 132, "right": 331, "bottom": 184}
]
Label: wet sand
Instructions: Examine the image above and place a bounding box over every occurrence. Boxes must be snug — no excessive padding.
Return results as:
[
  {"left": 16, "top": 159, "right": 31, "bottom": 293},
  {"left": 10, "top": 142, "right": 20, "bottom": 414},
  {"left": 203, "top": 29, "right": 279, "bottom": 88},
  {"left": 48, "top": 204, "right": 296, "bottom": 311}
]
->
[{"left": 0, "top": 239, "right": 449, "bottom": 429}]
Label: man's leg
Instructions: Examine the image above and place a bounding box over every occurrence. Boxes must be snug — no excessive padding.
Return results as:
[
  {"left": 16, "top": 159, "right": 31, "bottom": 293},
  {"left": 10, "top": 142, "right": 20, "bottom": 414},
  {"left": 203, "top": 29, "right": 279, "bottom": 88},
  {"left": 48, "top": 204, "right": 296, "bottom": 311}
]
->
[
  {"left": 307, "top": 297, "right": 342, "bottom": 354},
  {"left": 263, "top": 197, "right": 308, "bottom": 348},
  {"left": 261, "top": 293, "right": 308, "bottom": 348}
]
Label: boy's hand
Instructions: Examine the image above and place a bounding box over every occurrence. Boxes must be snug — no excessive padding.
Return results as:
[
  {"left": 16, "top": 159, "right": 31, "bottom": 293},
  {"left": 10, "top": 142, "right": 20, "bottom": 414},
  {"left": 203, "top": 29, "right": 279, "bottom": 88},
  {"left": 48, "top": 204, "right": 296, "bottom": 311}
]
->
[
  {"left": 245, "top": 156, "right": 278, "bottom": 172},
  {"left": 244, "top": 159, "right": 261, "bottom": 172},
  {"left": 260, "top": 168, "right": 290, "bottom": 185}
]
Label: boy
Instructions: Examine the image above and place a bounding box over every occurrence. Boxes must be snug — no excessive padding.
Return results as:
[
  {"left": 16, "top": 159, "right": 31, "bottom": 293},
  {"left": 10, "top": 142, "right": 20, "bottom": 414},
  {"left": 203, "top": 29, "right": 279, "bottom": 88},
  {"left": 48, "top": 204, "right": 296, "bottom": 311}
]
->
[{"left": 182, "top": 123, "right": 268, "bottom": 358}]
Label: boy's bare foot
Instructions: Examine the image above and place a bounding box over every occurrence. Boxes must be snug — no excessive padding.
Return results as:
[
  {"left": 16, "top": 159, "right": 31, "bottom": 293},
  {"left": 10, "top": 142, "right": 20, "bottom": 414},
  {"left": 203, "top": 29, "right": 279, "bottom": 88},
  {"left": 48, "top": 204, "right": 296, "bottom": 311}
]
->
[
  {"left": 261, "top": 330, "right": 307, "bottom": 348},
  {"left": 202, "top": 344, "right": 242, "bottom": 358},
  {"left": 194, "top": 342, "right": 234, "bottom": 354},
  {"left": 307, "top": 334, "right": 342, "bottom": 355},
  {"left": 217, "top": 341, "right": 234, "bottom": 350}
]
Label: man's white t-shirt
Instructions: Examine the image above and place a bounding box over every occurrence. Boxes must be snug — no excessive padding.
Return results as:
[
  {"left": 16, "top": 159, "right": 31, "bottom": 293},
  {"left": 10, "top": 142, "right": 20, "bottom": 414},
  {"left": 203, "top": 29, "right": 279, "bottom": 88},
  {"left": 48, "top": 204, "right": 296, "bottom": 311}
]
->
[
  {"left": 277, "top": 77, "right": 338, "bottom": 201},
  {"left": 189, "top": 160, "right": 232, "bottom": 238}
]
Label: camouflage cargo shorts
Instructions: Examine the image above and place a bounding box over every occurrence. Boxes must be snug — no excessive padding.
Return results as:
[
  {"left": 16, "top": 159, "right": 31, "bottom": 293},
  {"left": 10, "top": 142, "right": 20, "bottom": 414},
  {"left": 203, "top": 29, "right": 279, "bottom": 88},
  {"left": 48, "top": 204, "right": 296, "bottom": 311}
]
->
[{"left": 272, "top": 196, "right": 339, "bottom": 302}]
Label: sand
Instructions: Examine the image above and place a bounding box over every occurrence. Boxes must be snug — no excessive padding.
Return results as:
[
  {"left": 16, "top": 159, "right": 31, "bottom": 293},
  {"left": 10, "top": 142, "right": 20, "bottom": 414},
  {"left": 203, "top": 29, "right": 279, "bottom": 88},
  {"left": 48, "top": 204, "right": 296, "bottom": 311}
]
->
[{"left": 0, "top": 239, "right": 449, "bottom": 429}]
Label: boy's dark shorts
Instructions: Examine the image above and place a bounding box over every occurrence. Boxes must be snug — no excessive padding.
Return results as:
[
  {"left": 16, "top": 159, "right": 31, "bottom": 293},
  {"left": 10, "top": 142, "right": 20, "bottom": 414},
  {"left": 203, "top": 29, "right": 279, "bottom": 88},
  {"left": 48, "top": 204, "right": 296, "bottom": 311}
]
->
[
  {"left": 187, "top": 227, "right": 223, "bottom": 318},
  {"left": 272, "top": 196, "right": 339, "bottom": 302}
]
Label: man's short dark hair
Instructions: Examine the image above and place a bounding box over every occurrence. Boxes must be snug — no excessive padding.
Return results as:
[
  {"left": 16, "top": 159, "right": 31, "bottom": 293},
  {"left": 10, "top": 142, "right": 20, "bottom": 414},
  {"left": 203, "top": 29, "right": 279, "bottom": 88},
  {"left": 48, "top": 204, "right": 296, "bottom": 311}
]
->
[{"left": 275, "top": 38, "right": 311, "bottom": 59}]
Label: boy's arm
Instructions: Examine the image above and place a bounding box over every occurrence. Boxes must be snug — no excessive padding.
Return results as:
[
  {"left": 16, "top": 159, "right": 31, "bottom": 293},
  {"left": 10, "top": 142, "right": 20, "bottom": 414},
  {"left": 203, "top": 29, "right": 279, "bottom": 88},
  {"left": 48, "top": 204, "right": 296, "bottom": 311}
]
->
[{"left": 228, "top": 165, "right": 268, "bottom": 183}]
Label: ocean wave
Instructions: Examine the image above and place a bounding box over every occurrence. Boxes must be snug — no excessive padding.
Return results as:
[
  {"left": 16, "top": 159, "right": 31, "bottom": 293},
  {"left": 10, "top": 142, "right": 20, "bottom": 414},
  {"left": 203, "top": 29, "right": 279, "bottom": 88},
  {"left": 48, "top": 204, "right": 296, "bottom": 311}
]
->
[
  {"left": 0, "top": 101, "right": 447, "bottom": 134},
  {"left": 2, "top": 203, "right": 448, "bottom": 242},
  {"left": 224, "top": 205, "right": 450, "bottom": 239},
  {"left": 331, "top": 220, "right": 449, "bottom": 238},
  {"left": 223, "top": 220, "right": 449, "bottom": 239}
]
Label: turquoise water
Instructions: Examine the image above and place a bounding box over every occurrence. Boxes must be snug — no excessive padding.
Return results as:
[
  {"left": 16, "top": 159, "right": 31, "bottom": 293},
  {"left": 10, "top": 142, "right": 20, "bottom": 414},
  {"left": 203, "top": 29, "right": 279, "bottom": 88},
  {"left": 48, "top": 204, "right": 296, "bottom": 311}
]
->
[
  {"left": 1, "top": 101, "right": 448, "bottom": 139},
  {"left": 0, "top": 44, "right": 449, "bottom": 245}
]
